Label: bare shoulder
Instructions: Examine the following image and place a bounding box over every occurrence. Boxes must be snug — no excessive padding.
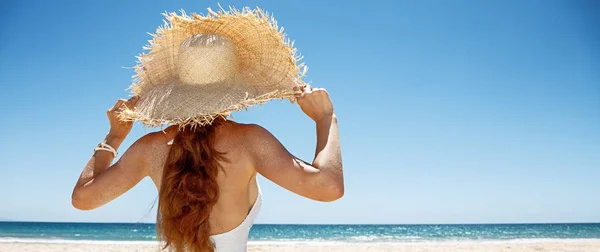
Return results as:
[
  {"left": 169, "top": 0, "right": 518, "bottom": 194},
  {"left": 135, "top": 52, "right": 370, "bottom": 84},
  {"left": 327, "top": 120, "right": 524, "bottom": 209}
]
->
[
  {"left": 134, "top": 125, "right": 177, "bottom": 147},
  {"left": 214, "top": 121, "right": 280, "bottom": 163},
  {"left": 123, "top": 126, "right": 178, "bottom": 177},
  {"left": 131, "top": 123, "right": 270, "bottom": 150},
  {"left": 221, "top": 122, "right": 289, "bottom": 169},
  {"left": 218, "top": 121, "right": 273, "bottom": 145},
  {"left": 129, "top": 122, "right": 274, "bottom": 154}
]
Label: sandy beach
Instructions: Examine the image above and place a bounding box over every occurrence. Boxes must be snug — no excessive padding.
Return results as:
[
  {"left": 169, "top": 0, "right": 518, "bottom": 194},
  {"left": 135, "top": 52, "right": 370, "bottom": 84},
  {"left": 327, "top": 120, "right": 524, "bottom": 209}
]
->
[{"left": 2, "top": 240, "right": 600, "bottom": 252}]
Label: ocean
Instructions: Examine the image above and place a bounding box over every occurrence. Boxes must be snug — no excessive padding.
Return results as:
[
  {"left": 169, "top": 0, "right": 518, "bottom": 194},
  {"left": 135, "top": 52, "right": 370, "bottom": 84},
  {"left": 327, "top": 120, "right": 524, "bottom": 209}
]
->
[{"left": 1, "top": 222, "right": 600, "bottom": 244}]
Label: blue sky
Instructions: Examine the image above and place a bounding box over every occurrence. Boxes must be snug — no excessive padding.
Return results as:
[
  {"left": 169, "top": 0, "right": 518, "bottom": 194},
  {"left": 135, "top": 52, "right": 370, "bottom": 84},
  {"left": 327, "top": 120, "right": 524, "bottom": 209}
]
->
[{"left": 0, "top": 0, "right": 598, "bottom": 224}]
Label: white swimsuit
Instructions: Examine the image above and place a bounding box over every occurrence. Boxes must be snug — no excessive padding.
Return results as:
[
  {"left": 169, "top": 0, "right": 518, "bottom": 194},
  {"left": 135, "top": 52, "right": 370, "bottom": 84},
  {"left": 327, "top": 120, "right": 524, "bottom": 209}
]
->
[{"left": 209, "top": 184, "right": 262, "bottom": 252}]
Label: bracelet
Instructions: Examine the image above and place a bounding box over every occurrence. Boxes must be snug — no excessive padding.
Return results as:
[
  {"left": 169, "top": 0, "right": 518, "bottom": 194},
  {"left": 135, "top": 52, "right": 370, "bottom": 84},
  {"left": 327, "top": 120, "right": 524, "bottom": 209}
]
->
[{"left": 94, "top": 141, "right": 118, "bottom": 158}]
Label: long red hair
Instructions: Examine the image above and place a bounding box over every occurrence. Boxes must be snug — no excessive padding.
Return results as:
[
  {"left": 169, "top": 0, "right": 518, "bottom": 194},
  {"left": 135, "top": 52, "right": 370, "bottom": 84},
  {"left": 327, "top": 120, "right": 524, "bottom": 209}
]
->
[{"left": 157, "top": 118, "right": 228, "bottom": 252}]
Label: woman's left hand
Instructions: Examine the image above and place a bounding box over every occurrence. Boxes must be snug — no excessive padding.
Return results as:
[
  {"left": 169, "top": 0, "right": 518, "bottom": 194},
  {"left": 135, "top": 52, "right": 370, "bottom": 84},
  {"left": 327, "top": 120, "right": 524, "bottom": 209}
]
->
[{"left": 107, "top": 96, "right": 139, "bottom": 139}]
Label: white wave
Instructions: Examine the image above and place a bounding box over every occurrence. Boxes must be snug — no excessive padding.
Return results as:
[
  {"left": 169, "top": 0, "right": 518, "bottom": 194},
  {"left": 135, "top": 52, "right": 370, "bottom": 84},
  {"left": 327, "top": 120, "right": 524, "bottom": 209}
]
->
[
  {"left": 249, "top": 238, "right": 600, "bottom": 246},
  {"left": 2, "top": 237, "right": 600, "bottom": 246},
  {"left": 0, "top": 238, "right": 160, "bottom": 245}
]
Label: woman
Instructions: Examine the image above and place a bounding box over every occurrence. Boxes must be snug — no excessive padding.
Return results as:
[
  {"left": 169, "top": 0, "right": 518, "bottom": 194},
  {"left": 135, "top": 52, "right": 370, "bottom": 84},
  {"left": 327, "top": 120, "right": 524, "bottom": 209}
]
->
[{"left": 71, "top": 85, "right": 343, "bottom": 251}]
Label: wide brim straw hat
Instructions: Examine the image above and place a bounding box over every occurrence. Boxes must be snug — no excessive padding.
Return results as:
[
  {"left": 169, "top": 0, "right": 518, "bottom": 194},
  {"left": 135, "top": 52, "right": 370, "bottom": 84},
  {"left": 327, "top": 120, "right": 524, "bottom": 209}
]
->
[{"left": 119, "top": 6, "right": 307, "bottom": 128}]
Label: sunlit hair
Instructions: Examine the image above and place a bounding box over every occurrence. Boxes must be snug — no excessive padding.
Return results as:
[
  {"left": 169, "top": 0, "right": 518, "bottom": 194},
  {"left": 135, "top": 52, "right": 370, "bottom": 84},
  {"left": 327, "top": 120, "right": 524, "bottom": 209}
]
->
[{"left": 157, "top": 118, "right": 228, "bottom": 252}]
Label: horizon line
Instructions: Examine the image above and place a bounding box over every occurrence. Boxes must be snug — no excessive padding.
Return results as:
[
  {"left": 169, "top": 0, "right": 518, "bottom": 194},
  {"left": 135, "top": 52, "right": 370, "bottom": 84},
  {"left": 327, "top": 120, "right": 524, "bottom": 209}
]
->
[{"left": 2, "top": 221, "right": 599, "bottom": 225}]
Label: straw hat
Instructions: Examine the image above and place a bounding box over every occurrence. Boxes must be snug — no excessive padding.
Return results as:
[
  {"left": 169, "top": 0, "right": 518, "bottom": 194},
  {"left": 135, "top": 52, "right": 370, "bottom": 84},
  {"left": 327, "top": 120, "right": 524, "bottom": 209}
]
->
[{"left": 119, "top": 6, "right": 307, "bottom": 127}]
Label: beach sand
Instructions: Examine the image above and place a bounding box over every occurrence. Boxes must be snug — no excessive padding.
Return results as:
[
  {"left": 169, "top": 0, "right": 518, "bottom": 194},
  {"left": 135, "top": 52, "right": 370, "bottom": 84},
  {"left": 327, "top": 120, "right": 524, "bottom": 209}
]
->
[{"left": 1, "top": 240, "right": 600, "bottom": 252}]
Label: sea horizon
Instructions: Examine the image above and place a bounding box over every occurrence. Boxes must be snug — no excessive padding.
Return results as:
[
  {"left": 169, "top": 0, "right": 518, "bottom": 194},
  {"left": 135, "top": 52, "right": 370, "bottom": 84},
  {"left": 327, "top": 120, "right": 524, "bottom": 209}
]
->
[
  {"left": 3, "top": 220, "right": 600, "bottom": 225},
  {"left": 2, "top": 222, "right": 600, "bottom": 244}
]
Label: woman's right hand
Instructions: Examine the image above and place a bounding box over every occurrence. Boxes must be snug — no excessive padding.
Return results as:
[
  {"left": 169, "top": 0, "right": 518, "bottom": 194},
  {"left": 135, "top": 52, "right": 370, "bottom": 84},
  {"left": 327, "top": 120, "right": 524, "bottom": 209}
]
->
[
  {"left": 107, "top": 96, "right": 139, "bottom": 139},
  {"left": 295, "top": 85, "right": 334, "bottom": 122}
]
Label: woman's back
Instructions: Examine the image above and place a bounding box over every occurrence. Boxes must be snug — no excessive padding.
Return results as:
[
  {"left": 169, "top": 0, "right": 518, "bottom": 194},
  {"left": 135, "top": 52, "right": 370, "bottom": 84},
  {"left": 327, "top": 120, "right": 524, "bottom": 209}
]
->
[
  {"left": 72, "top": 86, "right": 343, "bottom": 251},
  {"left": 145, "top": 121, "right": 261, "bottom": 235}
]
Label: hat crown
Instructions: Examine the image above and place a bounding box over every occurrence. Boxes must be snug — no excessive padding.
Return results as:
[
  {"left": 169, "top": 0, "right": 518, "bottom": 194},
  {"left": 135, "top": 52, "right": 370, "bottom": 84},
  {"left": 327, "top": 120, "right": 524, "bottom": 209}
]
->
[{"left": 178, "top": 34, "right": 238, "bottom": 85}]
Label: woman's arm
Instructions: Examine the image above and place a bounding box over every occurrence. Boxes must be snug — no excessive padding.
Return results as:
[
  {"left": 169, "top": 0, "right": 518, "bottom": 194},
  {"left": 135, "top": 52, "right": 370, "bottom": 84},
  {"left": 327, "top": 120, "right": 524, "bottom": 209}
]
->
[
  {"left": 250, "top": 86, "right": 344, "bottom": 202},
  {"left": 71, "top": 97, "right": 149, "bottom": 210}
]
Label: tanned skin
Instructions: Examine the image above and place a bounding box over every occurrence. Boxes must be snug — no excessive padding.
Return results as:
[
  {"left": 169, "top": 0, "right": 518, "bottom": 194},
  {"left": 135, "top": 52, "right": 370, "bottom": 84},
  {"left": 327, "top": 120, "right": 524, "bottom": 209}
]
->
[{"left": 72, "top": 85, "right": 343, "bottom": 235}]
